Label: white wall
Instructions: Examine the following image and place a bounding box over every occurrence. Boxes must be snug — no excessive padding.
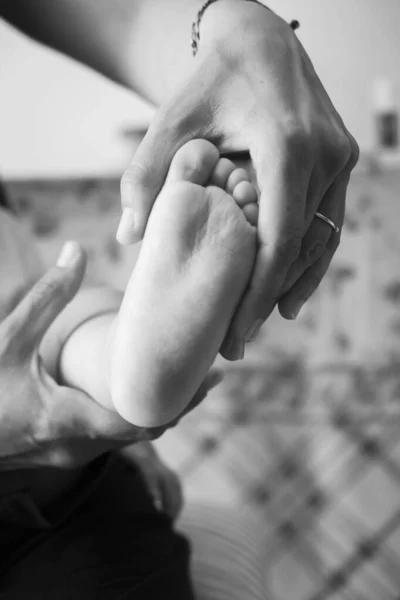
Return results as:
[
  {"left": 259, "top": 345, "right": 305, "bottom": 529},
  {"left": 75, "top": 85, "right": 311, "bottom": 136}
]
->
[
  {"left": 0, "top": 0, "right": 399, "bottom": 177},
  {"left": 0, "top": 22, "right": 154, "bottom": 177}
]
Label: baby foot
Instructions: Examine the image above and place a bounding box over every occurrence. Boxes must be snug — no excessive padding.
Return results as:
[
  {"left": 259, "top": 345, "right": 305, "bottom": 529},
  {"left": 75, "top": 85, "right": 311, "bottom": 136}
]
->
[{"left": 110, "top": 140, "right": 258, "bottom": 427}]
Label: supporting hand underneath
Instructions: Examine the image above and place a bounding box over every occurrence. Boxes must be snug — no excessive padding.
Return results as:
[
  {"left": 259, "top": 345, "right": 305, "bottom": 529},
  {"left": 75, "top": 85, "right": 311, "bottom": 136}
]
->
[{"left": 0, "top": 242, "right": 223, "bottom": 471}]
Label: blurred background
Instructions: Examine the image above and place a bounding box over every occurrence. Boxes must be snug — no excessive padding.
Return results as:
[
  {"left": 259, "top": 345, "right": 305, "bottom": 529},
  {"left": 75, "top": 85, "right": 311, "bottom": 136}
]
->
[{"left": 2, "top": 1, "right": 400, "bottom": 599}]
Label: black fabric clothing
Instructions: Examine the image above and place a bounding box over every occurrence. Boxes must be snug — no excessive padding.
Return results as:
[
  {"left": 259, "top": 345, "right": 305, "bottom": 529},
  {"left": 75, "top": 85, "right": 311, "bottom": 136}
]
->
[{"left": 0, "top": 453, "right": 194, "bottom": 600}]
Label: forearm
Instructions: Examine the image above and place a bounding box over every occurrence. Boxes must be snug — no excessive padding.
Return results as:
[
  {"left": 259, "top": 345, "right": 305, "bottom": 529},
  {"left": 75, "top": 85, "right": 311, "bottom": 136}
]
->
[
  {"left": 0, "top": 1, "right": 142, "bottom": 93},
  {"left": 0, "top": 0, "right": 269, "bottom": 104}
]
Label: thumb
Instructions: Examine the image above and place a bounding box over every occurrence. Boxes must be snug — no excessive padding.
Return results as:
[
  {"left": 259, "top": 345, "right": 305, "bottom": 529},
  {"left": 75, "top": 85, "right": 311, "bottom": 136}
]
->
[
  {"left": 4, "top": 241, "right": 86, "bottom": 357},
  {"left": 117, "top": 110, "right": 193, "bottom": 246}
]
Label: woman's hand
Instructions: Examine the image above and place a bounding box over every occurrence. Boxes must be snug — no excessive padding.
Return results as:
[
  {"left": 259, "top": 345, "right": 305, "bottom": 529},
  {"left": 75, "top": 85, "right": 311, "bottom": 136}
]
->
[
  {"left": 117, "top": 3, "right": 359, "bottom": 359},
  {"left": 120, "top": 441, "right": 183, "bottom": 520},
  {"left": 0, "top": 243, "right": 223, "bottom": 470}
]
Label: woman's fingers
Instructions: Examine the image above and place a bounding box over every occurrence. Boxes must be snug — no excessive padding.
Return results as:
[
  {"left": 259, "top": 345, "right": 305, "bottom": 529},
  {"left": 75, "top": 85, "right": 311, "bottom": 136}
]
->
[
  {"left": 273, "top": 126, "right": 358, "bottom": 319},
  {"left": 221, "top": 128, "right": 309, "bottom": 359},
  {"left": 277, "top": 173, "right": 345, "bottom": 302},
  {"left": 278, "top": 173, "right": 349, "bottom": 318},
  {"left": 2, "top": 241, "right": 86, "bottom": 359},
  {"left": 222, "top": 119, "right": 358, "bottom": 359},
  {"left": 276, "top": 217, "right": 333, "bottom": 311}
]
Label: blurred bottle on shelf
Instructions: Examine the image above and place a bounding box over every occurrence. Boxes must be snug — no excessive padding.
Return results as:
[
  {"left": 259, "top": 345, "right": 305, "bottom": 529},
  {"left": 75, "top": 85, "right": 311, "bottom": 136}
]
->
[{"left": 373, "top": 77, "right": 400, "bottom": 169}]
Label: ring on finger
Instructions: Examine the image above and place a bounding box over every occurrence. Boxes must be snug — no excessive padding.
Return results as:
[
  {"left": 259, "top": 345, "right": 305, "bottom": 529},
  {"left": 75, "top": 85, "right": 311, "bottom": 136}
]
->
[{"left": 314, "top": 211, "right": 340, "bottom": 233}]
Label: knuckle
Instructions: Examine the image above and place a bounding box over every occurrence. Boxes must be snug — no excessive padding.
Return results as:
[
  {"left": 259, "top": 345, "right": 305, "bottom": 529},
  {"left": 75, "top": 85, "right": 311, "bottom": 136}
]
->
[
  {"left": 337, "top": 135, "right": 353, "bottom": 165},
  {"left": 274, "top": 233, "right": 303, "bottom": 266},
  {"left": 278, "top": 119, "right": 310, "bottom": 154},
  {"left": 274, "top": 120, "right": 314, "bottom": 178},
  {"left": 347, "top": 133, "right": 360, "bottom": 170},
  {"left": 287, "top": 126, "right": 309, "bottom": 151},
  {"left": 170, "top": 105, "right": 206, "bottom": 140},
  {"left": 324, "top": 132, "right": 352, "bottom": 173},
  {"left": 304, "top": 239, "right": 326, "bottom": 263}
]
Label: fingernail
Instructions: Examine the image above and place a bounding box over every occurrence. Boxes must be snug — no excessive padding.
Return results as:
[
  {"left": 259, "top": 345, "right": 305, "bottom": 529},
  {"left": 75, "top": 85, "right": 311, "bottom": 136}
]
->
[
  {"left": 289, "top": 303, "right": 303, "bottom": 320},
  {"left": 116, "top": 208, "right": 137, "bottom": 244},
  {"left": 56, "top": 240, "right": 80, "bottom": 268},
  {"left": 245, "top": 319, "right": 263, "bottom": 343},
  {"left": 224, "top": 338, "right": 245, "bottom": 361}
]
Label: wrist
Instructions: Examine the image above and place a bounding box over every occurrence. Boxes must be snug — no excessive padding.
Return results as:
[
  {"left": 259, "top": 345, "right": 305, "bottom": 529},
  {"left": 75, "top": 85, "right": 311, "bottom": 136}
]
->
[
  {"left": 195, "top": 0, "right": 283, "bottom": 56},
  {"left": 124, "top": 0, "right": 282, "bottom": 105}
]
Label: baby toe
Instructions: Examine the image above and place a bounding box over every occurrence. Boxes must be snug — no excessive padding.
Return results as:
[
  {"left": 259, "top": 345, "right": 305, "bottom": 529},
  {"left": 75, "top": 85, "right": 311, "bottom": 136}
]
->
[
  {"left": 226, "top": 168, "right": 250, "bottom": 195},
  {"left": 167, "top": 139, "right": 219, "bottom": 185},
  {"left": 233, "top": 181, "right": 258, "bottom": 207},
  {"left": 208, "top": 158, "right": 236, "bottom": 188},
  {"left": 243, "top": 203, "right": 259, "bottom": 226}
]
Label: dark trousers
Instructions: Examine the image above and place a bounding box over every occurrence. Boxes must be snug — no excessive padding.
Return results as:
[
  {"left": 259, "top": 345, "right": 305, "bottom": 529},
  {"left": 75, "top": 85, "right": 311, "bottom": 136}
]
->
[{"left": 0, "top": 454, "right": 194, "bottom": 600}]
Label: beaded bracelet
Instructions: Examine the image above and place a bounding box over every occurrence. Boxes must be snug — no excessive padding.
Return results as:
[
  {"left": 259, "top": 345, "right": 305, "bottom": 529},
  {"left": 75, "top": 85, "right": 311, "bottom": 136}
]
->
[{"left": 191, "top": 0, "right": 299, "bottom": 57}]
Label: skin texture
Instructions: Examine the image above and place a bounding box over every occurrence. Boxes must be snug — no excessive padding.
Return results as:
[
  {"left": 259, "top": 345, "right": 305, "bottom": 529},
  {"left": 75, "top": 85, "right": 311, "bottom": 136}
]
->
[
  {"left": 0, "top": 243, "right": 223, "bottom": 472},
  {"left": 1, "top": 0, "right": 359, "bottom": 360},
  {"left": 0, "top": 0, "right": 358, "bottom": 488},
  {"left": 117, "top": 2, "right": 360, "bottom": 360},
  {"left": 110, "top": 140, "right": 258, "bottom": 427}
]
